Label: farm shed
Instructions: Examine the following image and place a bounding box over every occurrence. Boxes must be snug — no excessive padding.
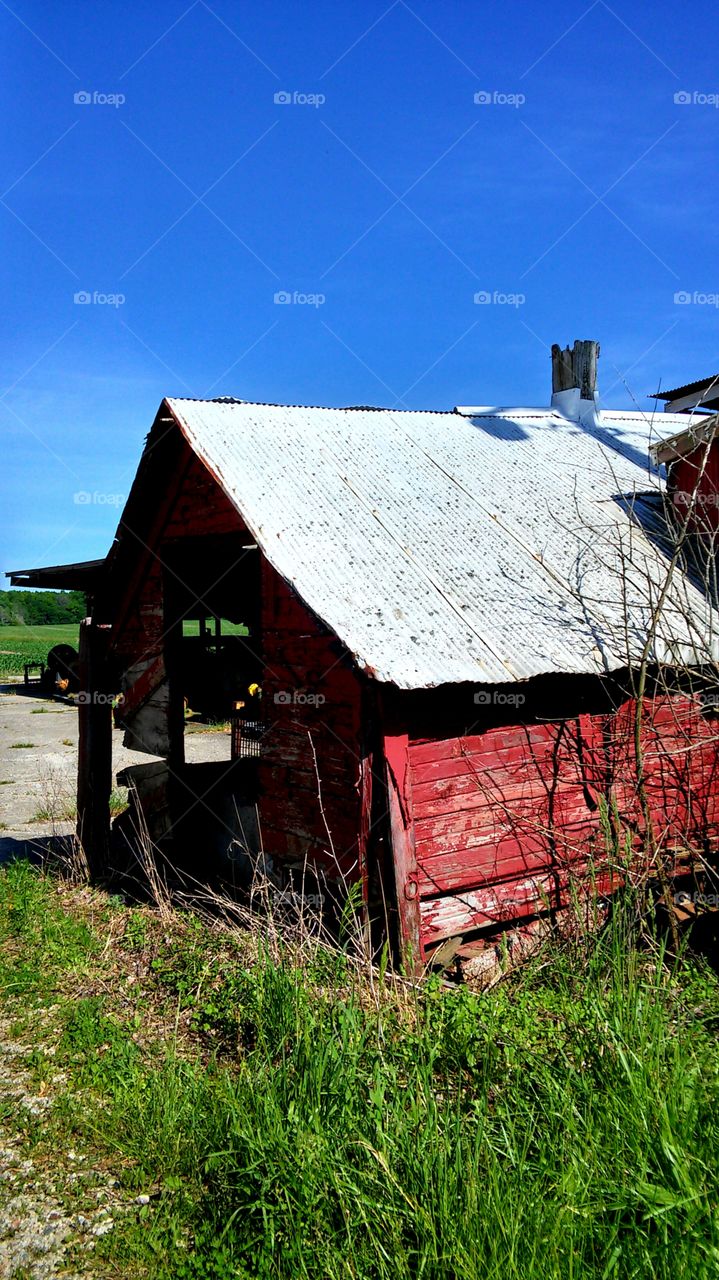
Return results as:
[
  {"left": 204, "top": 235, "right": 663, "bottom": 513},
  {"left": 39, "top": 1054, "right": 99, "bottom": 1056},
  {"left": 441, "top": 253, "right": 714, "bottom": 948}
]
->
[
  {"left": 652, "top": 374, "right": 719, "bottom": 416},
  {"left": 14, "top": 344, "right": 719, "bottom": 967},
  {"left": 652, "top": 410, "right": 719, "bottom": 538}
]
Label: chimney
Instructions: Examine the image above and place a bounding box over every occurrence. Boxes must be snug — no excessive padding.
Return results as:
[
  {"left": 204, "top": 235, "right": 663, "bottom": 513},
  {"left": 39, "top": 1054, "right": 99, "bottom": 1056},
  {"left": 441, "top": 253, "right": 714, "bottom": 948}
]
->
[{"left": 551, "top": 339, "right": 600, "bottom": 421}]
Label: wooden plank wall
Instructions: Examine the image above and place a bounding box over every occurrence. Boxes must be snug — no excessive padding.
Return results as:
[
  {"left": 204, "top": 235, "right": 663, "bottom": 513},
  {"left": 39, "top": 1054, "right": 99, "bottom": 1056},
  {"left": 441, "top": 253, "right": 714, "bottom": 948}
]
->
[
  {"left": 112, "top": 444, "right": 242, "bottom": 755},
  {"left": 668, "top": 442, "right": 719, "bottom": 535},
  {"left": 259, "top": 561, "right": 366, "bottom": 890},
  {"left": 408, "top": 692, "right": 719, "bottom": 951}
]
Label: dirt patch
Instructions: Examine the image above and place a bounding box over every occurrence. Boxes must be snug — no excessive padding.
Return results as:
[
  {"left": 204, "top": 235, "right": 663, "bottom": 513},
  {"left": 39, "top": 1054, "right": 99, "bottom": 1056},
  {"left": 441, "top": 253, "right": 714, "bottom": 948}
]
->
[
  {"left": 0, "top": 692, "right": 229, "bottom": 841},
  {"left": 0, "top": 1013, "right": 123, "bottom": 1279}
]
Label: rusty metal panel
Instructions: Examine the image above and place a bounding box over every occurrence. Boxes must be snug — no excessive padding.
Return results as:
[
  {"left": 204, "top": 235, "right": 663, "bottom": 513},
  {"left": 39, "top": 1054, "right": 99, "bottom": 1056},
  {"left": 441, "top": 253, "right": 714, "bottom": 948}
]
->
[{"left": 165, "top": 398, "right": 716, "bottom": 690}]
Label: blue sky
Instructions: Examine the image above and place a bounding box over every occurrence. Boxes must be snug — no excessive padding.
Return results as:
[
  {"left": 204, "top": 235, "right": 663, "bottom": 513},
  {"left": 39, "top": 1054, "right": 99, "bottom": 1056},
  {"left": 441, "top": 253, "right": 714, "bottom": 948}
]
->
[{"left": 1, "top": 0, "right": 718, "bottom": 575}]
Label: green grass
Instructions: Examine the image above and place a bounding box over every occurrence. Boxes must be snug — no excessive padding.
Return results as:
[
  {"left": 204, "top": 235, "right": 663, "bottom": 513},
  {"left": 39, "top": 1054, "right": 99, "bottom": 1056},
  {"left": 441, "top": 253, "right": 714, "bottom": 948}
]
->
[
  {"left": 31, "top": 786, "right": 128, "bottom": 825},
  {"left": 185, "top": 718, "right": 231, "bottom": 733},
  {"left": 0, "top": 623, "right": 80, "bottom": 678},
  {"left": 1, "top": 862, "right": 719, "bottom": 1278},
  {"left": 181, "top": 619, "right": 248, "bottom": 638}
]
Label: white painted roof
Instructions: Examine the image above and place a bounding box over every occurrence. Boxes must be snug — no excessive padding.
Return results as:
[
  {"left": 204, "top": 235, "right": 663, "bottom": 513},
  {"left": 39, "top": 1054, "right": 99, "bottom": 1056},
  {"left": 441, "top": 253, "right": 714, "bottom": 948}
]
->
[{"left": 166, "top": 398, "right": 716, "bottom": 689}]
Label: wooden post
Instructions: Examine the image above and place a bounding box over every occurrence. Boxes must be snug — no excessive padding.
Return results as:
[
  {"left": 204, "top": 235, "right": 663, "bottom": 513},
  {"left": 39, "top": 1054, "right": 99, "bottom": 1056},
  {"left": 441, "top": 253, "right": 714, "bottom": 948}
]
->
[
  {"left": 76, "top": 619, "right": 113, "bottom": 879},
  {"left": 383, "top": 730, "right": 422, "bottom": 974}
]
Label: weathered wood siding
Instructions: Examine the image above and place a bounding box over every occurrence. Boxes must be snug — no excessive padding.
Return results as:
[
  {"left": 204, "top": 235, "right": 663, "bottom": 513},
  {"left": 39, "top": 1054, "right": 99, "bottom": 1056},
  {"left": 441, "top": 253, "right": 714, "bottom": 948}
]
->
[
  {"left": 404, "top": 684, "right": 719, "bottom": 953},
  {"left": 112, "top": 439, "right": 242, "bottom": 755},
  {"left": 667, "top": 440, "right": 719, "bottom": 534},
  {"left": 258, "top": 562, "right": 366, "bottom": 889}
]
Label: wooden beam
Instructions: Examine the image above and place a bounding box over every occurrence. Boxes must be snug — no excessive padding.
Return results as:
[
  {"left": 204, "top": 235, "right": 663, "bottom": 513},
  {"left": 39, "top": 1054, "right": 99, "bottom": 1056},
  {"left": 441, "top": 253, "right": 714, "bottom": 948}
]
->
[
  {"left": 76, "top": 620, "right": 113, "bottom": 880},
  {"left": 651, "top": 411, "right": 719, "bottom": 465},
  {"left": 383, "top": 729, "right": 422, "bottom": 973}
]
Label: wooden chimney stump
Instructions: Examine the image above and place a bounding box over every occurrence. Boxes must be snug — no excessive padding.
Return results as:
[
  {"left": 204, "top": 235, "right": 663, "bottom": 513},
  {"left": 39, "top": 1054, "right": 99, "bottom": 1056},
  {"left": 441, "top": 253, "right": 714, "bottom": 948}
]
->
[{"left": 552, "top": 340, "right": 600, "bottom": 397}]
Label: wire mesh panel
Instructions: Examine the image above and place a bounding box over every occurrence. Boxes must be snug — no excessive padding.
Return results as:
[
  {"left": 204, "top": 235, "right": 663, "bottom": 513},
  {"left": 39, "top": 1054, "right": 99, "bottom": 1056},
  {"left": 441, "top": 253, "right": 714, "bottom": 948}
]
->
[{"left": 231, "top": 704, "right": 266, "bottom": 758}]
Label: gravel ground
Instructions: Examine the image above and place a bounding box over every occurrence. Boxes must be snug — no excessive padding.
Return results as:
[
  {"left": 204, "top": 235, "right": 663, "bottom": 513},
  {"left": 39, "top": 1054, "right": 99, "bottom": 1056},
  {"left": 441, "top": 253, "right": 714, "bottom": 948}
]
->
[
  {"left": 0, "top": 1012, "right": 124, "bottom": 1279},
  {"left": 0, "top": 687, "right": 231, "bottom": 845},
  {"left": 0, "top": 689, "right": 229, "bottom": 1276}
]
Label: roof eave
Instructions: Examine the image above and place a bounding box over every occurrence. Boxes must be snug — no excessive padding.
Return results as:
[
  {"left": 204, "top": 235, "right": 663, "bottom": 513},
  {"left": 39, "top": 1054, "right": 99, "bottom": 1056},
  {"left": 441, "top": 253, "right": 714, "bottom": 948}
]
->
[
  {"left": 650, "top": 411, "right": 719, "bottom": 465},
  {"left": 6, "top": 559, "right": 106, "bottom": 591}
]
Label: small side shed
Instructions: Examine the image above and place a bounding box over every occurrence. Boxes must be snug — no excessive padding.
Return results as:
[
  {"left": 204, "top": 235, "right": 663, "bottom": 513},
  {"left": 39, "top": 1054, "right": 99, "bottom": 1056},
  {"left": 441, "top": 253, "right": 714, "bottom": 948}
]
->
[
  {"left": 72, "top": 388, "right": 719, "bottom": 967},
  {"left": 652, "top": 410, "right": 719, "bottom": 535}
]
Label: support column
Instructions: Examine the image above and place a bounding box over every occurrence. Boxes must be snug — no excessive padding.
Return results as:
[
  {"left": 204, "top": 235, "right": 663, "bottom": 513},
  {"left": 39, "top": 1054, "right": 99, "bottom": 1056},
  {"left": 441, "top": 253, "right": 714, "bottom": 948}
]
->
[
  {"left": 383, "top": 730, "right": 422, "bottom": 974},
  {"left": 76, "top": 619, "right": 113, "bottom": 879}
]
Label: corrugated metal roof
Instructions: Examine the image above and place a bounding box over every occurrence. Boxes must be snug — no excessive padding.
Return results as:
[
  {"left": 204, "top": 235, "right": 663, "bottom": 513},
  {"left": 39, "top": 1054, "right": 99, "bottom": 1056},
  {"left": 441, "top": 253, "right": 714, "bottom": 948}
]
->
[
  {"left": 653, "top": 375, "right": 719, "bottom": 400},
  {"left": 165, "top": 397, "right": 717, "bottom": 689}
]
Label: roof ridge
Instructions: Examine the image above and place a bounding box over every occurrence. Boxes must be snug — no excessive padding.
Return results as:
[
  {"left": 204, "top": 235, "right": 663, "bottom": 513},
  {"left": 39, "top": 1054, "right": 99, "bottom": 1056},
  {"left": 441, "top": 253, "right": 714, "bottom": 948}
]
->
[
  {"left": 167, "top": 396, "right": 457, "bottom": 414},
  {"left": 168, "top": 396, "right": 695, "bottom": 423}
]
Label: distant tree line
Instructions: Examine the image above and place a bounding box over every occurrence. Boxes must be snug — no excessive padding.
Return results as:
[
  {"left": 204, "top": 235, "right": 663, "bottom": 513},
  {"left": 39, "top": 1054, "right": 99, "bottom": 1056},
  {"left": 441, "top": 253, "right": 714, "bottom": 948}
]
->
[{"left": 0, "top": 590, "right": 87, "bottom": 626}]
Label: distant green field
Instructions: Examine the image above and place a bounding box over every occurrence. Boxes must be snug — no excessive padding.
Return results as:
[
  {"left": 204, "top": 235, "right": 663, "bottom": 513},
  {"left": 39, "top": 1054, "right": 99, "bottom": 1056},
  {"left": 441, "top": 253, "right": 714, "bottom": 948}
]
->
[
  {"left": 0, "top": 624, "right": 80, "bottom": 678},
  {"left": 0, "top": 622, "right": 250, "bottom": 679},
  {"left": 181, "top": 619, "right": 249, "bottom": 637}
]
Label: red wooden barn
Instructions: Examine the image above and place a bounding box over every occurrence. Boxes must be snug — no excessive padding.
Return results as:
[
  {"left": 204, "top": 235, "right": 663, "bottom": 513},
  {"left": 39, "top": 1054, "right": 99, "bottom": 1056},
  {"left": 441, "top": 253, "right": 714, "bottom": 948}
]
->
[
  {"left": 12, "top": 345, "right": 719, "bottom": 968},
  {"left": 653, "top": 410, "right": 719, "bottom": 537}
]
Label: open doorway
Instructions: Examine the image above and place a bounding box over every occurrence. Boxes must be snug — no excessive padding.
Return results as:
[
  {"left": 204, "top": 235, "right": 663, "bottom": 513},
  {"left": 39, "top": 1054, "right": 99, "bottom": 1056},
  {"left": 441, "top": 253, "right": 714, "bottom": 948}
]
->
[
  {"left": 162, "top": 533, "right": 264, "bottom": 764},
  {"left": 180, "top": 616, "right": 264, "bottom": 760},
  {"left": 148, "top": 532, "right": 265, "bottom": 882}
]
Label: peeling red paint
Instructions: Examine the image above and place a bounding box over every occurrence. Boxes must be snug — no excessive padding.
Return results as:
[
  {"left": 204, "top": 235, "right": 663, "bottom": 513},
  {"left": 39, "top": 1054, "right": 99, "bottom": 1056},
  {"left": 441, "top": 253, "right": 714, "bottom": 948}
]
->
[{"left": 406, "top": 689, "right": 719, "bottom": 951}]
